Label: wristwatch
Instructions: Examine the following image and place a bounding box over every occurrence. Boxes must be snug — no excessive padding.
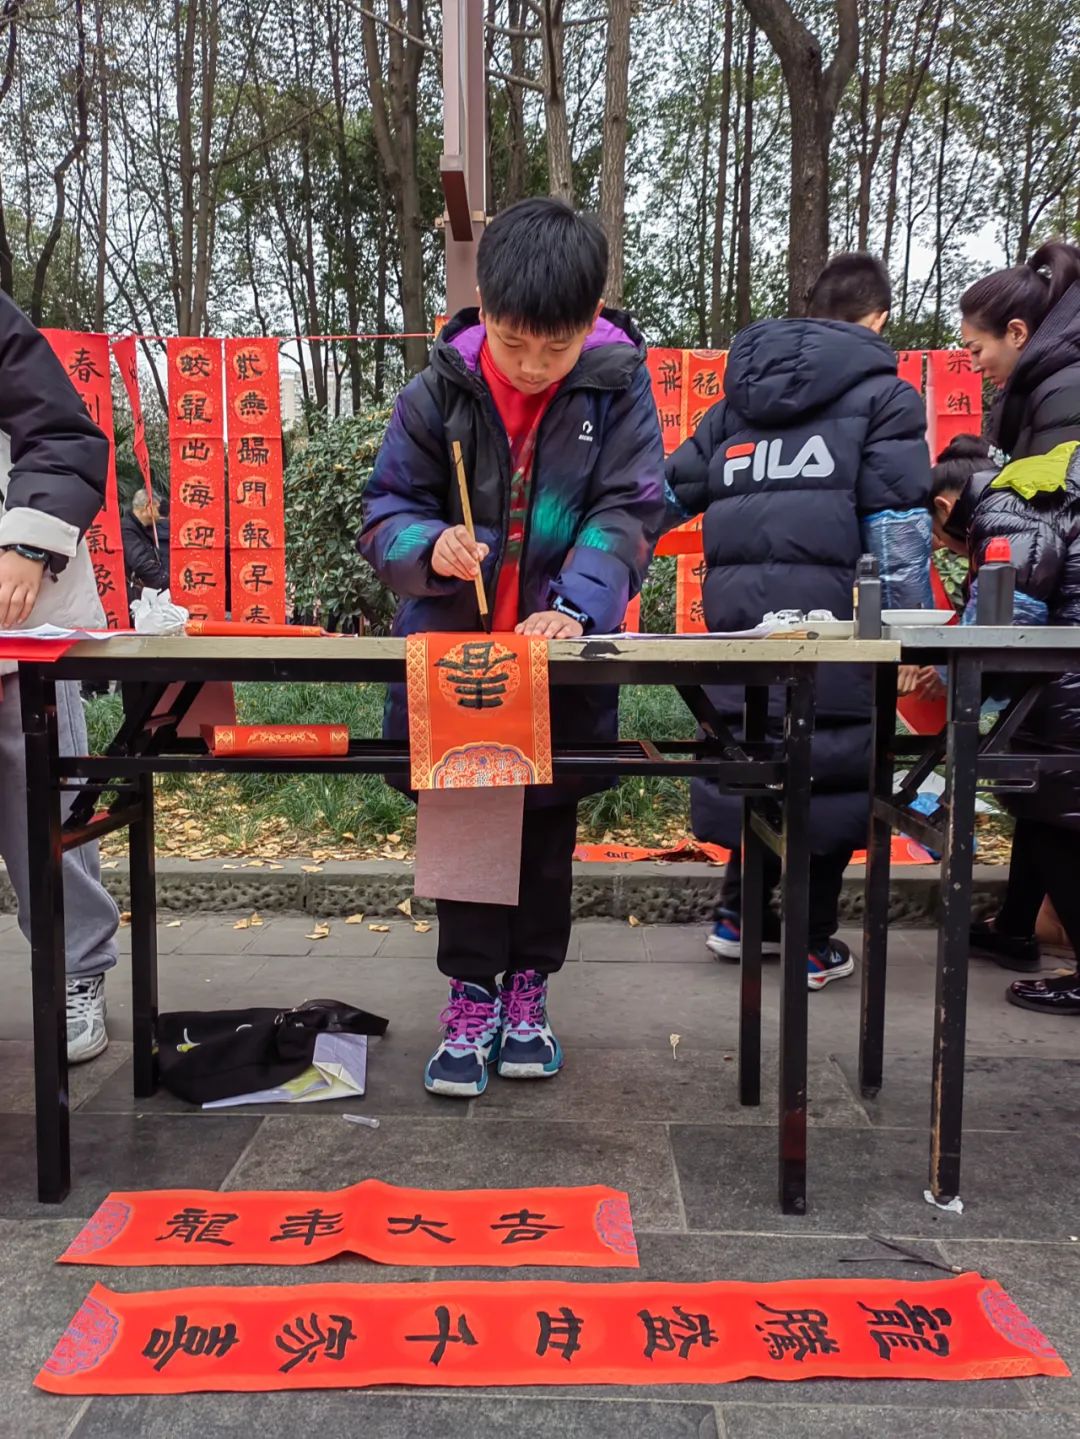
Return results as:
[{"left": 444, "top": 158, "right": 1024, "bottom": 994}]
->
[
  {"left": 550, "top": 594, "right": 590, "bottom": 628},
  {"left": 1, "top": 543, "right": 49, "bottom": 565}
]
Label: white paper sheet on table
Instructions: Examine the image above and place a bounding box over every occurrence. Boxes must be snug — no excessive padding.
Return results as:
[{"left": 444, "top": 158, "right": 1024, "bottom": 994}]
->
[
  {"left": 0, "top": 624, "right": 131, "bottom": 641},
  {"left": 201, "top": 1031, "right": 368, "bottom": 1109}
]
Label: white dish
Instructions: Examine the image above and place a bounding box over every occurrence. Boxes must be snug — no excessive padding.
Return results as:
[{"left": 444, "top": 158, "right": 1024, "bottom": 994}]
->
[{"left": 882, "top": 609, "right": 955, "bottom": 627}]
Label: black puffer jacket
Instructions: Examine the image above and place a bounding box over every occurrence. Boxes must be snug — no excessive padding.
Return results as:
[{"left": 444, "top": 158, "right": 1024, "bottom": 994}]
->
[
  {"left": 989, "top": 282, "right": 1080, "bottom": 460},
  {"left": 667, "top": 318, "right": 931, "bottom": 853},
  {"left": 949, "top": 451, "right": 1080, "bottom": 829}
]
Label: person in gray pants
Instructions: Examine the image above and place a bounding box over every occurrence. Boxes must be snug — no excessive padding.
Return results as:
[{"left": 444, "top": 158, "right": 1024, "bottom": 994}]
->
[{"left": 0, "top": 290, "right": 121, "bottom": 1062}]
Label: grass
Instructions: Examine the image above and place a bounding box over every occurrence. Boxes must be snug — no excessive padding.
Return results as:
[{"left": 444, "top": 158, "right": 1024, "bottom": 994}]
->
[{"left": 85, "top": 681, "right": 696, "bottom": 857}]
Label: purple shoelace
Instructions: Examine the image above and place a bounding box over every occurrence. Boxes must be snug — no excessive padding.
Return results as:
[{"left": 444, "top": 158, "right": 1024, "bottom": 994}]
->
[
  {"left": 439, "top": 984, "right": 498, "bottom": 1046},
  {"left": 502, "top": 972, "right": 546, "bottom": 1034}
]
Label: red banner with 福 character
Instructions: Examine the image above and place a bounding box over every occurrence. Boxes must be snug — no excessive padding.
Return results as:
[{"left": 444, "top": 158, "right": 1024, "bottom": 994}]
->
[
  {"left": 224, "top": 338, "right": 286, "bottom": 624},
  {"left": 168, "top": 339, "right": 227, "bottom": 620},
  {"left": 41, "top": 331, "right": 128, "bottom": 629}
]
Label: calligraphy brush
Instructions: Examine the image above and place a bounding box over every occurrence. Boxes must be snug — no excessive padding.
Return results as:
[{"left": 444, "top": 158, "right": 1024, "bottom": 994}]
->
[
  {"left": 451, "top": 440, "right": 490, "bottom": 632},
  {"left": 840, "top": 1234, "right": 963, "bottom": 1275}
]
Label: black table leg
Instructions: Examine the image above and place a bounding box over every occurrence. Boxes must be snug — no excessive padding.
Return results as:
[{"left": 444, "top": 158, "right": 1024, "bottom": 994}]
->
[
  {"left": 928, "top": 655, "right": 981, "bottom": 1206},
  {"left": 778, "top": 672, "right": 815, "bottom": 1215},
  {"left": 129, "top": 770, "right": 159, "bottom": 1097},
  {"left": 859, "top": 661, "right": 898, "bottom": 1097},
  {"left": 22, "top": 669, "right": 70, "bottom": 1203},
  {"left": 739, "top": 686, "right": 768, "bottom": 1107}
]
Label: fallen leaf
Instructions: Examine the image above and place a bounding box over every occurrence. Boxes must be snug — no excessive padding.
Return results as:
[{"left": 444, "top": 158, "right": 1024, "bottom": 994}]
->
[
  {"left": 244, "top": 860, "right": 265, "bottom": 869},
  {"left": 165, "top": 920, "right": 183, "bottom": 929},
  {"left": 221, "top": 863, "right": 239, "bottom": 870},
  {"left": 268, "top": 863, "right": 284, "bottom": 871},
  {"left": 397, "top": 898, "right": 413, "bottom": 918},
  {"left": 341, "top": 832, "right": 356, "bottom": 841},
  {"left": 386, "top": 833, "right": 401, "bottom": 843},
  {"left": 368, "top": 924, "right": 390, "bottom": 933},
  {"left": 301, "top": 865, "right": 323, "bottom": 874},
  {"left": 249, "top": 912, "right": 264, "bottom": 928},
  {"left": 101, "top": 860, "right": 118, "bottom": 870},
  {"left": 118, "top": 911, "right": 131, "bottom": 927},
  {"left": 413, "top": 921, "right": 432, "bottom": 934},
  {"left": 306, "top": 923, "right": 331, "bottom": 940},
  {"left": 345, "top": 914, "right": 365, "bottom": 925},
  {"left": 233, "top": 919, "right": 250, "bottom": 931},
  {"left": 628, "top": 915, "right": 641, "bottom": 927}
]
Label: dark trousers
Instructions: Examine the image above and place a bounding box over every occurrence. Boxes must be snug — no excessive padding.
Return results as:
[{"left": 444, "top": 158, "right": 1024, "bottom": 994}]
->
[
  {"left": 436, "top": 803, "right": 578, "bottom": 980},
  {"left": 996, "top": 817, "right": 1080, "bottom": 961},
  {"left": 719, "top": 846, "right": 852, "bottom": 950}
]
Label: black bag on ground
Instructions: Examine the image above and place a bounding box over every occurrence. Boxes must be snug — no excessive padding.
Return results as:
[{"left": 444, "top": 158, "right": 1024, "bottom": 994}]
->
[{"left": 156, "top": 999, "right": 389, "bottom": 1104}]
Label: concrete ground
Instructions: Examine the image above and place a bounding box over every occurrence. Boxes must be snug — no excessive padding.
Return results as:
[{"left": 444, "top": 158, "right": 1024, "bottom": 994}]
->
[{"left": 1, "top": 914, "right": 1078, "bottom": 1438}]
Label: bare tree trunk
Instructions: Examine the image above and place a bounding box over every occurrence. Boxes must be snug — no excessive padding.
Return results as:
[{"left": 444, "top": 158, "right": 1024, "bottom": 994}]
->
[
  {"left": 881, "top": 0, "right": 944, "bottom": 265},
  {"left": 599, "top": 0, "right": 631, "bottom": 307},
  {"left": 734, "top": 24, "right": 755, "bottom": 330},
  {"left": 743, "top": 0, "right": 859, "bottom": 314},
  {"left": 932, "top": 48, "right": 954, "bottom": 341},
  {"left": 327, "top": 0, "right": 363, "bottom": 406},
  {"left": 540, "top": 0, "right": 573, "bottom": 202},
  {"left": 0, "top": 0, "right": 27, "bottom": 297},
  {"left": 32, "top": 0, "right": 90, "bottom": 323},
  {"left": 504, "top": 0, "right": 527, "bottom": 204},
  {"left": 93, "top": 0, "right": 108, "bottom": 329},
  {"left": 709, "top": 0, "right": 734, "bottom": 345}
]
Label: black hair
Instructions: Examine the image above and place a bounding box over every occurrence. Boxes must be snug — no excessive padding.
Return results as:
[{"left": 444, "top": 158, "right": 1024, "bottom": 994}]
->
[
  {"left": 928, "top": 433, "right": 992, "bottom": 507},
  {"left": 476, "top": 197, "right": 608, "bottom": 336},
  {"left": 960, "top": 241, "right": 1080, "bottom": 338},
  {"left": 805, "top": 251, "right": 892, "bottom": 322}
]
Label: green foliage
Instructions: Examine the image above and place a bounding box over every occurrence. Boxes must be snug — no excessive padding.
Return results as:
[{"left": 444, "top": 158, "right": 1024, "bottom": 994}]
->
[
  {"left": 639, "top": 554, "right": 676, "bottom": 633},
  {"left": 283, "top": 408, "right": 397, "bottom": 631}
]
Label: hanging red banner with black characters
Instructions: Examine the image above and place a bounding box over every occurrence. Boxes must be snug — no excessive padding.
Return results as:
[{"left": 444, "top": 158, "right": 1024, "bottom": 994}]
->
[
  {"left": 58, "top": 1180, "right": 636, "bottom": 1270},
  {"left": 646, "top": 348, "right": 685, "bottom": 455},
  {"left": 167, "top": 339, "right": 227, "bottom": 620},
  {"left": 675, "top": 553, "right": 708, "bottom": 633},
  {"left": 406, "top": 632, "right": 553, "bottom": 789},
  {"left": 896, "top": 350, "right": 924, "bottom": 393},
  {"left": 41, "top": 332, "right": 127, "bottom": 629},
  {"left": 37, "top": 1272, "right": 1068, "bottom": 1396},
  {"left": 224, "top": 338, "right": 287, "bottom": 624},
  {"left": 927, "top": 350, "right": 983, "bottom": 459},
  {"left": 683, "top": 349, "right": 727, "bottom": 437},
  {"left": 111, "top": 336, "right": 154, "bottom": 505}
]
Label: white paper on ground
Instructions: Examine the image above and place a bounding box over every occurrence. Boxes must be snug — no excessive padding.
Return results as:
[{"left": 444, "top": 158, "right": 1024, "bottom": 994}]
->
[
  {"left": 413, "top": 785, "right": 525, "bottom": 906},
  {"left": 201, "top": 1031, "right": 368, "bottom": 1108},
  {"left": 923, "top": 1188, "right": 964, "bottom": 1214}
]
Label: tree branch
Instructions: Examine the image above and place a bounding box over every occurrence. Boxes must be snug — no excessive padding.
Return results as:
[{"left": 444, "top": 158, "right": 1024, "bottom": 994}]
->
[
  {"left": 488, "top": 65, "right": 545, "bottom": 94},
  {"left": 351, "top": 1, "right": 431, "bottom": 51}
]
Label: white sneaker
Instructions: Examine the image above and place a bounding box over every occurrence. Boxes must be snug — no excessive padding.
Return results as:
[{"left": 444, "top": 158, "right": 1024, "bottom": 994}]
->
[{"left": 66, "top": 973, "right": 109, "bottom": 1063}]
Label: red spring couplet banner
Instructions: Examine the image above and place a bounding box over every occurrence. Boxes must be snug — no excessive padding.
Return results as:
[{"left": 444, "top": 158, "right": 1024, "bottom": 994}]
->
[
  {"left": 646, "top": 347, "right": 685, "bottom": 455},
  {"left": 683, "top": 349, "right": 727, "bottom": 435},
  {"left": 406, "top": 632, "right": 553, "bottom": 789},
  {"left": 655, "top": 513, "right": 704, "bottom": 557},
  {"left": 675, "top": 553, "right": 708, "bottom": 633},
  {"left": 896, "top": 350, "right": 924, "bottom": 392},
  {"left": 206, "top": 725, "right": 349, "bottom": 757},
  {"left": 168, "top": 339, "right": 227, "bottom": 620},
  {"left": 927, "top": 349, "right": 983, "bottom": 460},
  {"left": 58, "top": 1181, "right": 636, "bottom": 1269},
  {"left": 37, "top": 1273, "right": 1068, "bottom": 1395},
  {"left": 41, "top": 331, "right": 127, "bottom": 629},
  {"left": 111, "top": 336, "right": 154, "bottom": 503},
  {"left": 224, "top": 338, "right": 287, "bottom": 624},
  {"left": 573, "top": 837, "right": 933, "bottom": 867}
]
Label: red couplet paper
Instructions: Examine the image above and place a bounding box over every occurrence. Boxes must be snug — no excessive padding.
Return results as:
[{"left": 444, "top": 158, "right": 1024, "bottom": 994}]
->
[
  {"left": 896, "top": 350, "right": 924, "bottom": 392},
  {"left": 647, "top": 347, "right": 685, "bottom": 454},
  {"left": 224, "top": 338, "right": 287, "bottom": 624},
  {"left": 927, "top": 349, "right": 983, "bottom": 459},
  {"left": 185, "top": 620, "right": 324, "bottom": 637},
  {"left": 41, "top": 332, "right": 127, "bottom": 629},
  {"left": 573, "top": 837, "right": 932, "bottom": 867},
  {"left": 37, "top": 1272, "right": 1069, "bottom": 1396},
  {"left": 683, "top": 349, "right": 727, "bottom": 436},
  {"left": 655, "top": 513, "right": 704, "bottom": 557},
  {"left": 675, "top": 554, "right": 708, "bottom": 633},
  {"left": 58, "top": 1180, "right": 637, "bottom": 1269},
  {"left": 206, "top": 725, "right": 348, "bottom": 757},
  {"left": 111, "top": 336, "right": 154, "bottom": 504},
  {"left": 406, "top": 632, "right": 553, "bottom": 789},
  {"left": 168, "top": 339, "right": 227, "bottom": 620}
]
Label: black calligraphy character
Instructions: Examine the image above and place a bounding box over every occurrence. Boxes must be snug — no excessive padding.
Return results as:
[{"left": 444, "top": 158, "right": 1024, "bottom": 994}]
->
[
  {"left": 68, "top": 347, "right": 102, "bottom": 384},
  {"left": 142, "top": 1315, "right": 239, "bottom": 1372},
  {"left": 946, "top": 351, "right": 972, "bottom": 373},
  {"left": 536, "top": 1307, "right": 584, "bottom": 1362},
  {"left": 86, "top": 527, "right": 115, "bottom": 557},
  {"left": 692, "top": 369, "right": 720, "bottom": 398},
  {"left": 691, "top": 558, "right": 708, "bottom": 582},
  {"left": 238, "top": 436, "right": 270, "bottom": 466},
  {"left": 186, "top": 524, "right": 217, "bottom": 547},
  {"left": 239, "top": 479, "right": 269, "bottom": 506},
  {"left": 234, "top": 349, "right": 266, "bottom": 381},
  {"left": 270, "top": 1208, "right": 346, "bottom": 1247},
  {"left": 238, "top": 390, "right": 269, "bottom": 419},
  {"left": 858, "top": 1299, "right": 952, "bottom": 1361},
  {"left": 405, "top": 1306, "right": 478, "bottom": 1367},
  {"left": 661, "top": 410, "right": 680, "bottom": 431},
  {"left": 274, "top": 1313, "right": 357, "bottom": 1374},
  {"left": 756, "top": 1304, "right": 840, "bottom": 1363},
  {"left": 638, "top": 1306, "right": 718, "bottom": 1360},
  {"left": 93, "top": 562, "right": 116, "bottom": 597},
  {"left": 946, "top": 392, "right": 973, "bottom": 415},
  {"left": 490, "top": 1209, "right": 564, "bottom": 1245},
  {"left": 179, "top": 352, "right": 212, "bottom": 379},
  {"left": 181, "top": 481, "right": 214, "bottom": 511},
  {"left": 657, "top": 358, "right": 680, "bottom": 396},
  {"left": 157, "top": 1206, "right": 239, "bottom": 1247},
  {"left": 386, "top": 1214, "right": 455, "bottom": 1245},
  {"left": 181, "top": 565, "right": 217, "bottom": 593},
  {"left": 241, "top": 562, "right": 273, "bottom": 593},
  {"left": 179, "top": 393, "right": 211, "bottom": 425},
  {"left": 435, "top": 640, "right": 517, "bottom": 710},
  {"left": 689, "top": 599, "right": 705, "bottom": 623},
  {"left": 180, "top": 438, "right": 211, "bottom": 464},
  {"left": 242, "top": 604, "right": 272, "bottom": 623},
  {"left": 240, "top": 520, "right": 273, "bottom": 549}
]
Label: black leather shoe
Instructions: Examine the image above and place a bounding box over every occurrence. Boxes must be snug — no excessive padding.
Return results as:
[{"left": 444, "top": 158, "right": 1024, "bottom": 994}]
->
[
  {"left": 970, "top": 919, "right": 1040, "bottom": 972},
  {"left": 1006, "top": 973, "right": 1080, "bottom": 1014}
]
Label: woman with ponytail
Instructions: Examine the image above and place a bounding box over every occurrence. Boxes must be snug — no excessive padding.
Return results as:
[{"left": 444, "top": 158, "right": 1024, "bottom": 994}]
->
[{"left": 960, "top": 241, "right": 1080, "bottom": 459}]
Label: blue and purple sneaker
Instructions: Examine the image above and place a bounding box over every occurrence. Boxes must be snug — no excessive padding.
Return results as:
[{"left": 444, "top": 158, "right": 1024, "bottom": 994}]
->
[
  {"left": 498, "top": 969, "right": 563, "bottom": 1080},
  {"left": 706, "top": 909, "right": 782, "bottom": 963},
  {"left": 424, "top": 980, "right": 502, "bottom": 1098}
]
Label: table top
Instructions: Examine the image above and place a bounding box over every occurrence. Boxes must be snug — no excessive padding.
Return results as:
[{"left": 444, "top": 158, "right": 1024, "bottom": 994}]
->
[
  {"left": 891, "top": 624, "right": 1080, "bottom": 655},
  {"left": 28, "top": 632, "right": 901, "bottom": 682}
]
